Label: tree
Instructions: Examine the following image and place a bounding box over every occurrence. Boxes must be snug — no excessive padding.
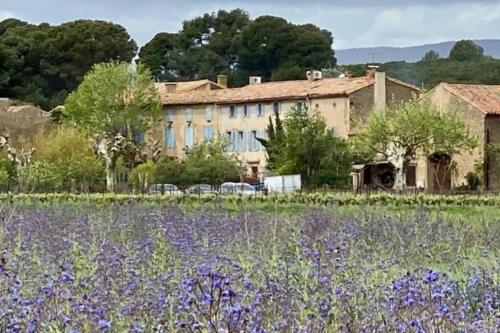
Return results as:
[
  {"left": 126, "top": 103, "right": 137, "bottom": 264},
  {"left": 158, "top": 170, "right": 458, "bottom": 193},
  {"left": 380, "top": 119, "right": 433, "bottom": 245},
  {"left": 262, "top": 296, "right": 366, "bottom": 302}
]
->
[
  {"left": 64, "top": 62, "right": 161, "bottom": 192},
  {"left": 449, "top": 40, "right": 484, "bottom": 61},
  {"left": 0, "top": 18, "right": 137, "bottom": 109},
  {"left": 421, "top": 50, "right": 439, "bottom": 63},
  {"left": 235, "top": 16, "right": 335, "bottom": 82},
  {"left": 259, "top": 106, "right": 352, "bottom": 187},
  {"left": 356, "top": 99, "right": 477, "bottom": 190},
  {"left": 139, "top": 10, "right": 336, "bottom": 85},
  {"left": 139, "top": 9, "right": 249, "bottom": 82},
  {"left": 183, "top": 140, "right": 241, "bottom": 186},
  {"left": 33, "top": 126, "right": 105, "bottom": 191}
]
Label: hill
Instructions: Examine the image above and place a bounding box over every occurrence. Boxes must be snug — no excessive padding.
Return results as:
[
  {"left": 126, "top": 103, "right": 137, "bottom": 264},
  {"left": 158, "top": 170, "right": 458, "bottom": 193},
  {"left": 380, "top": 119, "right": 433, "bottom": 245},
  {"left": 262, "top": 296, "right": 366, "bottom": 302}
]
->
[{"left": 336, "top": 39, "right": 500, "bottom": 65}]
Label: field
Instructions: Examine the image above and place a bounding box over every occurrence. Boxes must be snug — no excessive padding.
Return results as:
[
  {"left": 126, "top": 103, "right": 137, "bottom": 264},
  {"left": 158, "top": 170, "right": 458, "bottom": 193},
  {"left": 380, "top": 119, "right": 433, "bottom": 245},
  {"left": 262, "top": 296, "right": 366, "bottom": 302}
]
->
[{"left": 0, "top": 196, "right": 498, "bottom": 332}]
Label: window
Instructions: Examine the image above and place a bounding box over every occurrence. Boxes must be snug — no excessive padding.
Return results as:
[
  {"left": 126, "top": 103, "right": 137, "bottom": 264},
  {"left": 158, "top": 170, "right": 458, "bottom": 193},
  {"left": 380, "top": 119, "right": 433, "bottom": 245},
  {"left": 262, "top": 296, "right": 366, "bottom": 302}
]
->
[
  {"left": 165, "top": 126, "right": 175, "bottom": 148},
  {"left": 256, "top": 104, "right": 264, "bottom": 117},
  {"left": 272, "top": 102, "right": 281, "bottom": 114},
  {"left": 229, "top": 105, "right": 236, "bottom": 118},
  {"left": 204, "top": 126, "right": 214, "bottom": 141},
  {"left": 133, "top": 131, "right": 144, "bottom": 144},
  {"left": 243, "top": 105, "right": 249, "bottom": 118},
  {"left": 185, "top": 108, "right": 193, "bottom": 122},
  {"left": 205, "top": 106, "right": 213, "bottom": 121},
  {"left": 295, "top": 101, "right": 306, "bottom": 112},
  {"left": 166, "top": 108, "right": 174, "bottom": 122},
  {"left": 184, "top": 126, "right": 194, "bottom": 148}
]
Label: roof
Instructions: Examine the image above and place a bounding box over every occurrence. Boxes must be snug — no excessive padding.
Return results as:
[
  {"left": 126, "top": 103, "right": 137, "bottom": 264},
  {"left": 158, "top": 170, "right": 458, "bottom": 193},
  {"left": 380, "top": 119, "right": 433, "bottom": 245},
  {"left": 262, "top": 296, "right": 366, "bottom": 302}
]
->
[
  {"left": 159, "top": 76, "right": 420, "bottom": 106},
  {"left": 155, "top": 79, "right": 224, "bottom": 96},
  {"left": 441, "top": 83, "right": 500, "bottom": 115}
]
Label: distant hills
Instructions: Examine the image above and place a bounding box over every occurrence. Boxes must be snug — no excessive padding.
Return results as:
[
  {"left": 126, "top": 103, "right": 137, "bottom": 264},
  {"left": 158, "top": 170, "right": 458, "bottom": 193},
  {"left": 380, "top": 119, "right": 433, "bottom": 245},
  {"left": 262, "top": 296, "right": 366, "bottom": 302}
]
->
[{"left": 336, "top": 39, "right": 500, "bottom": 65}]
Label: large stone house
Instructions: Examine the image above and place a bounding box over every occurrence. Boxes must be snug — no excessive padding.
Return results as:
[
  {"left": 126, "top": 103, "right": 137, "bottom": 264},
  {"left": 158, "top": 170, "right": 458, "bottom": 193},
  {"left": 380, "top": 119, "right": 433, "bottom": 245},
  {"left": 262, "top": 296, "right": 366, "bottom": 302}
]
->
[
  {"left": 420, "top": 83, "right": 500, "bottom": 191},
  {"left": 153, "top": 71, "right": 419, "bottom": 181}
]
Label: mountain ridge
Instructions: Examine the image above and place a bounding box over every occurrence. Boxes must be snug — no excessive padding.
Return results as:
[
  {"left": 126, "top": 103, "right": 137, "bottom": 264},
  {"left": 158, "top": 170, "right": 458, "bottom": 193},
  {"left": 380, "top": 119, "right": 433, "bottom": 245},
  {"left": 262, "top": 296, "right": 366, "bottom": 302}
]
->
[{"left": 336, "top": 39, "right": 500, "bottom": 65}]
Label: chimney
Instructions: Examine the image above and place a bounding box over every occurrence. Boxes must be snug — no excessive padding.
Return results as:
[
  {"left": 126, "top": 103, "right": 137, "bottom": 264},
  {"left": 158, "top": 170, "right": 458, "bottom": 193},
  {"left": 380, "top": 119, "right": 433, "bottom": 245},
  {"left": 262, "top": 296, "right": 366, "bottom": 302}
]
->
[
  {"left": 217, "top": 75, "right": 228, "bottom": 88},
  {"left": 249, "top": 76, "right": 262, "bottom": 85},
  {"left": 346, "top": 71, "right": 353, "bottom": 79},
  {"left": 165, "top": 83, "right": 177, "bottom": 93},
  {"left": 374, "top": 71, "right": 386, "bottom": 111},
  {"left": 366, "top": 65, "right": 379, "bottom": 78},
  {"left": 306, "top": 71, "right": 313, "bottom": 81}
]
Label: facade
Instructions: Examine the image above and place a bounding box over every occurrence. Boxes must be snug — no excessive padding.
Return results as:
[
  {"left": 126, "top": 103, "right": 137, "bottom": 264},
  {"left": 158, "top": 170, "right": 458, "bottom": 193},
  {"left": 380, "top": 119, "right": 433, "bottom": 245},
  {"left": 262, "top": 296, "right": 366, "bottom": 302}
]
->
[
  {"left": 420, "top": 83, "right": 500, "bottom": 191},
  {"left": 153, "top": 72, "right": 419, "bottom": 181}
]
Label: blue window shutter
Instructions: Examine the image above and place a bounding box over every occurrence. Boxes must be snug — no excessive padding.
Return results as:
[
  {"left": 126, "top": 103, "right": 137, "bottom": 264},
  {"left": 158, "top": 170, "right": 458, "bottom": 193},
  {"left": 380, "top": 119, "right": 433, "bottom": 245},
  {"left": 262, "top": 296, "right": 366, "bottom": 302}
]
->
[
  {"left": 133, "top": 131, "right": 144, "bottom": 144},
  {"left": 186, "top": 108, "right": 193, "bottom": 121},
  {"left": 243, "top": 131, "right": 248, "bottom": 151},
  {"left": 231, "top": 130, "right": 237, "bottom": 152},
  {"left": 205, "top": 106, "right": 212, "bottom": 121},
  {"left": 204, "top": 126, "right": 213, "bottom": 141},
  {"left": 185, "top": 126, "right": 194, "bottom": 147},
  {"left": 165, "top": 127, "right": 175, "bottom": 148},
  {"left": 166, "top": 108, "right": 174, "bottom": 122}
]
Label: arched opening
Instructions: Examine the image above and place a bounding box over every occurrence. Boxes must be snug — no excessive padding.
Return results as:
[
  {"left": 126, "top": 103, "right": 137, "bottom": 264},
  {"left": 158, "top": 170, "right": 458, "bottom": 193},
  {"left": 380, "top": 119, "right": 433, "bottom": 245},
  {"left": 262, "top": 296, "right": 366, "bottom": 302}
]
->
[{"left": 428, "top": 152, "right": 452, "bottom": 193}]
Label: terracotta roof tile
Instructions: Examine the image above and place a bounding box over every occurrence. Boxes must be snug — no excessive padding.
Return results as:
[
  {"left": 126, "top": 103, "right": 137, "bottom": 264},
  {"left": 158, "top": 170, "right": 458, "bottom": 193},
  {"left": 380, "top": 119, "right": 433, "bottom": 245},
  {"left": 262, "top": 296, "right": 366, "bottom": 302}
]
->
[
  {"left": 442, "top": 83, "right": 500, "bottom": 115},
  {"left": 158, "top": 76, "right": 419, "bottom": 106}
]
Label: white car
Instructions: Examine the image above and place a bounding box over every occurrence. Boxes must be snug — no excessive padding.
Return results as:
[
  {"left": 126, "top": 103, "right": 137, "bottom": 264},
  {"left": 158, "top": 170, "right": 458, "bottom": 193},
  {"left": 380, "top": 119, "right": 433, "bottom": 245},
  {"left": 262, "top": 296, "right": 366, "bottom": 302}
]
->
[
  {"left": 186, "top": 184, "right": 214, "bottom": 194},
  {"left": 220, "top": 182, "right": 256, "bottom": 195},
  {"left": 148, "top": 184, "right": 183, "bottom": 195}
]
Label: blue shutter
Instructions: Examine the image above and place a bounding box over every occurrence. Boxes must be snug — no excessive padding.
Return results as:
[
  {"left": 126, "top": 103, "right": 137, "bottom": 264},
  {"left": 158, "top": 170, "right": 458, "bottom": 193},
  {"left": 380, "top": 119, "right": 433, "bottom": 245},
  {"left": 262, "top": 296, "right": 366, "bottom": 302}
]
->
[
  {"left": 205, "top": 106, "right": 213, "bottom": 121},
  {"left": 185, "top": 108, "right": 193, "bottom": 121},
  {"left": 243, "top": 131, "right": 248, "bottom": 151},
  {"left": 133, "top": 131, "right": 144, "bottom": 144},
  {"left": 166, "top": 109, "right": 174, "bottom": 122},
  {"left": 185, "top": 126, "right": 194, "bottom": 148},
  {"left": 165, "top": 127, "right": 175, "bottom": 148},
  {"left": 204, "top": 126, "right": 213, "bottom": 141}
]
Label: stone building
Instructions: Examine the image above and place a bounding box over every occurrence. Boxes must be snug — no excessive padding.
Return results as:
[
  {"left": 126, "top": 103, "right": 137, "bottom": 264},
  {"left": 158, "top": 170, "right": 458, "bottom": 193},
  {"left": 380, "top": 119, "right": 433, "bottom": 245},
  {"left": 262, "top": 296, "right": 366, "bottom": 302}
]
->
[
  {"left": 0, "top": 99, "right": 53, "bottom": 146},
  {"left": 153, "top": 71, "right": 419, "bottom": 181},
  {"left": 421, "top": 83, "right": 500, "bottom": 191}
]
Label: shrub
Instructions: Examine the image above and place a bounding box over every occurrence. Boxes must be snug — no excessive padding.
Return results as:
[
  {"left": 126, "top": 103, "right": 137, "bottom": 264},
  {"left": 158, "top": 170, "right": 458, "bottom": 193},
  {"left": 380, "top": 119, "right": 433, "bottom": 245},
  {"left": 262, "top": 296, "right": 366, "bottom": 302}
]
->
[
  {"left": 130, "top": 162, "right": 157, "bottom": 192},
  {"left": 33, "top": 126, "right": 105, "bottom": 190}
]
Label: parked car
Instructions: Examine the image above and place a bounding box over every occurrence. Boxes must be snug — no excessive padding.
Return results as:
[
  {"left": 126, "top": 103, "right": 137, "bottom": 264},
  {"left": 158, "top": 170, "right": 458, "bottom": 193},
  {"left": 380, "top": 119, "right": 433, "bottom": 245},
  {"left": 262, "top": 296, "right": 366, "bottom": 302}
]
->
[
  {"left": 148, "top": 184, "right": 182, "bottom": 195},
  {"left": 220, "top": 182, "right": 256, "bottom": 195},
  {"left": 186, "top": 184, "right": 214, "bottom": 194}
]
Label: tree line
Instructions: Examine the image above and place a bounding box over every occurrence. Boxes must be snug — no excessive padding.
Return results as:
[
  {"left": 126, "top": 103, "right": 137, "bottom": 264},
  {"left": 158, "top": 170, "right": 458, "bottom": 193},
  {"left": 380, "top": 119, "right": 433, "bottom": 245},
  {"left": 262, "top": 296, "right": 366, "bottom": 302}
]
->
[
  {"left": 0, "top": 9, "right": 335, "bottom": 110},
  {"left": 341, "top": 40, "right": 500, "bottom": 89}
]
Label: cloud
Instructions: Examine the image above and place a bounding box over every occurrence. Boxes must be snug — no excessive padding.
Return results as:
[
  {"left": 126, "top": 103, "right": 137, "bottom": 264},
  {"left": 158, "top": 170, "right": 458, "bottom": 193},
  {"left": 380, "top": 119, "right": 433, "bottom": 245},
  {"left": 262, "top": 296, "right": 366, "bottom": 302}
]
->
[{"left": 2, "top": 0, "right": 500, "bottom": 49}]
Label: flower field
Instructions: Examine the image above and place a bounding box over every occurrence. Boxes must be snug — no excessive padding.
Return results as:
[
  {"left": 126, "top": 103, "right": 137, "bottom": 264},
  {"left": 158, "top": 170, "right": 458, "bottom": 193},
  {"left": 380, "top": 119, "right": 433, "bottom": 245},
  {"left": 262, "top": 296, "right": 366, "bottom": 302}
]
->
[{"left": 0, "top": 200, "right": 498, "bottom": 332}]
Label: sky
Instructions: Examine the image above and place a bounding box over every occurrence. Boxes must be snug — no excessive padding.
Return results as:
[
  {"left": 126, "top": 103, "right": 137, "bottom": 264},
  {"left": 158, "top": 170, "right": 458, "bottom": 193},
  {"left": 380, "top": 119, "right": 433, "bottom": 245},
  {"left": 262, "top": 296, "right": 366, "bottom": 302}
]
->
[{"left": 1, "top": 0, "right": 500, "bottom": 49}]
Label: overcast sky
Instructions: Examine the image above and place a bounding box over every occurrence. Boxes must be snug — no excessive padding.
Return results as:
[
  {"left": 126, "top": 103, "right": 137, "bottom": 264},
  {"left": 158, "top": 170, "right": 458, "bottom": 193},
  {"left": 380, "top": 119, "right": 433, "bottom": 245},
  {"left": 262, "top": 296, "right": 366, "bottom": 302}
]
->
[{"left": 1, "top": 0, "right": 500, "bottom": 49}]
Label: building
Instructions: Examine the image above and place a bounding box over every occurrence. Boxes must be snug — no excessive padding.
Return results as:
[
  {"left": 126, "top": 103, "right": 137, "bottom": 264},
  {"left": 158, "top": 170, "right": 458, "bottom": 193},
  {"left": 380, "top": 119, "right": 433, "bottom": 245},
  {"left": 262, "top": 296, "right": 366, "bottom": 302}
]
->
[
  {"left": 0, "top": 99, "right": 53, "bottom": 146},
  {"left": 420, "top": 83, "right": 500, "bottom": 191},
  {"left": 153, "top": 71, "right": 419, "bottom": 181}
]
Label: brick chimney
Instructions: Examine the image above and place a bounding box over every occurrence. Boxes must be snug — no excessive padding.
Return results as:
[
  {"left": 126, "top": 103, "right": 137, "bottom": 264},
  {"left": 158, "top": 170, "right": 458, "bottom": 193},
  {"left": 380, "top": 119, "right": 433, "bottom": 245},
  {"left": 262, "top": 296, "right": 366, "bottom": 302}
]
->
[{"left": 217, "top": 75, "right": 228, "bottom": 88}]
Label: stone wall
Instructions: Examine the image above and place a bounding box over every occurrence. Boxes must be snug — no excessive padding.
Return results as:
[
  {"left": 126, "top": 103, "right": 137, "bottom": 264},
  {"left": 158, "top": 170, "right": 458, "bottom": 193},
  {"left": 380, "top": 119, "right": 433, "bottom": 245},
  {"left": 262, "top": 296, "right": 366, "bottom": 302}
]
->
[{"left": 485, "top": 116, "right": 500, "bottom": 190}]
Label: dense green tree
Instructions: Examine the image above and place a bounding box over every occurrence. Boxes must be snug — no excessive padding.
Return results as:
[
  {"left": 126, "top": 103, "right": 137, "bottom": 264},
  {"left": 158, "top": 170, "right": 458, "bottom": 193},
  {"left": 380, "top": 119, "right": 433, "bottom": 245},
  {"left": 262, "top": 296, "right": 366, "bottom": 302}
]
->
[
  {"left": 260, "top": 106, "right": 352, "bottom": 188},
  {"left": 64, "top": 62, "right": 161, "bottom": 192},
  {"left": 356, "top": 99, "right": 476, "bottom": 190},
  {"left": 235, "top": 16, "right": 335, "bottom": 82},
  {"left": 421, "top": 50, "right": 440, "bottom": 63},
  {"left": 0, "top": 18, "right": 137, "bottom": 109},
  {"left": 139, "top": 10, "right": 336, "bottom": 85},
  {"left": 449, "top": 40, "right": 484, "bottom": 61},
  {"left": 138, "top": 33, "right": 179, "bottom": 81},
  {"left": 139, "top": 9, "right": 249, "bottom": 82}
]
